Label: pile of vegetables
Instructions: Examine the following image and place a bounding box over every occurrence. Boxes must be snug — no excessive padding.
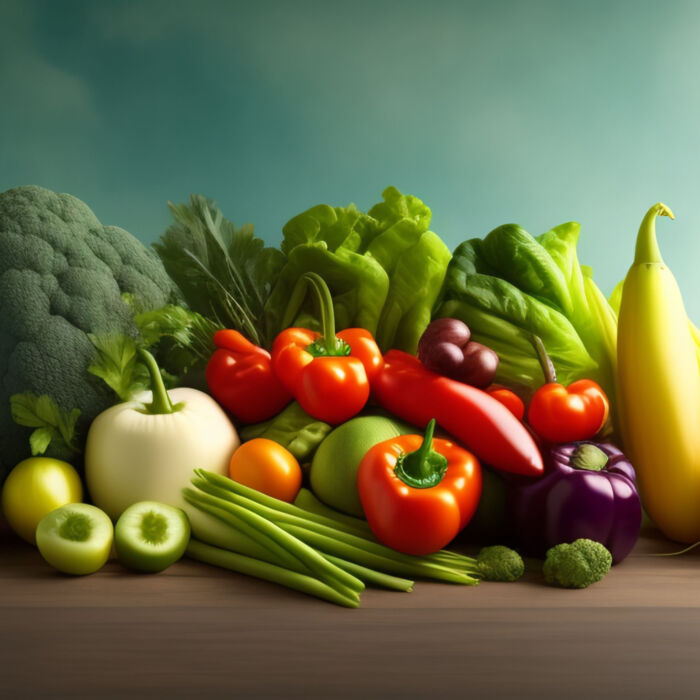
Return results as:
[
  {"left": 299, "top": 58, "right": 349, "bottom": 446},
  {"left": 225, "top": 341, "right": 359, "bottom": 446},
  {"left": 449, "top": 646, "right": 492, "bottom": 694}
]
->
[{"left": 5, "top": 182, "right": 698, "bottom": 605}]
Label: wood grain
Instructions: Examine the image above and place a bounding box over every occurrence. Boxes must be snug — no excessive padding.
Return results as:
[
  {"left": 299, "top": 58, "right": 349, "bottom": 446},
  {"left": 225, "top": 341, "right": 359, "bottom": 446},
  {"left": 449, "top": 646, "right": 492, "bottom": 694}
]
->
[{"left": 2, "top": 519, "right": 700, "bottom": 699}]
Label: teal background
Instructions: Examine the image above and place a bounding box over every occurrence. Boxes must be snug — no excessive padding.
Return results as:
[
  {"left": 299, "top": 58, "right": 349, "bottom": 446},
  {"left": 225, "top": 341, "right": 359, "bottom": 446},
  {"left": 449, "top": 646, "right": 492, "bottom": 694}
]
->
[{"left": 2, "top": 0, "right": 699, "bottom": 314}]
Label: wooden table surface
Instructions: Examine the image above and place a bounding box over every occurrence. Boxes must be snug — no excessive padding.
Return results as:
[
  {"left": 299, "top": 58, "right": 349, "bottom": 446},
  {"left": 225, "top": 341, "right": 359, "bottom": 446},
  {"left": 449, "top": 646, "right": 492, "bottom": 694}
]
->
[{"left": 2, "top": 517, "right": 700, "bottom": 699}]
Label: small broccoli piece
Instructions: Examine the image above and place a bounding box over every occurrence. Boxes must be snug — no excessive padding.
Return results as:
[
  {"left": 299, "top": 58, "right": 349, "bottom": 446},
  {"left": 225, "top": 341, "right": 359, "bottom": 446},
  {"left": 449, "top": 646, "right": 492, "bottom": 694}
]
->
[
  {"left": 543, "top": 539, "right": 612, "bottom": 589},
  {"left": 476, "top": 545, "right": 525, "bottom": 582}
]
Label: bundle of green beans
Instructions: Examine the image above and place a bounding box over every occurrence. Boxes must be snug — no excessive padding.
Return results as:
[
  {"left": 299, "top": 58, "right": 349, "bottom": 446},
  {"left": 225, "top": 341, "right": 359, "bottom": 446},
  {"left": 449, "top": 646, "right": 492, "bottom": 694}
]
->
[{"left": 183, "top": 469, "right": 481, "bottom": 608}]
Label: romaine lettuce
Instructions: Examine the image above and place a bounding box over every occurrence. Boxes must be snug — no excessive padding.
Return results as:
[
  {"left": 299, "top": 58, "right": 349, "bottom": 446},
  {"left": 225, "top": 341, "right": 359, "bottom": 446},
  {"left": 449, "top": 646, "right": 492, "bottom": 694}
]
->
[{"left": 436, "top": 222, "right": 617, "bottom": 407}]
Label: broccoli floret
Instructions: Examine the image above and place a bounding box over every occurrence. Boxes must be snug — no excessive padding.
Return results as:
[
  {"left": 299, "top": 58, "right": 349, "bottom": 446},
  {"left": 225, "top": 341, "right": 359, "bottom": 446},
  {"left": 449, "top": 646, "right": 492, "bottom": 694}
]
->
[
  {"left": 0, "top": 185, "right": 177, "bottom": 481},
  {"left": 543, "top": 539, "right": 612, "bottom": 589},
  {"left": 476, "top": 545, "right": 525, "bottom": 582}
]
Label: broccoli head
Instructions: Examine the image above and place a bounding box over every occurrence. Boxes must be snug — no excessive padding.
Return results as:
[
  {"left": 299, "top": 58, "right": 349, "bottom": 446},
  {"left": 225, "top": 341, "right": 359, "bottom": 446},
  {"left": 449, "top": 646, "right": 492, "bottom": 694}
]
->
[
  {"left": 0, "top": 185, "right": 177, "bottom": 482},
  {"left": 476, "top": 545, "right": 525, "bottom": 582},
  {"left": 543, "top": 538, "right": 612, "bottom": 589}
]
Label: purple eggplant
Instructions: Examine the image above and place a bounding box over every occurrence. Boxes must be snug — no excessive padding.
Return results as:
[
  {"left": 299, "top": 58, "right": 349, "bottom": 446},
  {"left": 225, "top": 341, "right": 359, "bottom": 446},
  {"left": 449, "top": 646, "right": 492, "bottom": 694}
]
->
[
  {"left": 418, "top": 318, "right": 499, "bottom": 388},
  {"left": 512, "top": 441, "right": 641, "bottom": 564}
]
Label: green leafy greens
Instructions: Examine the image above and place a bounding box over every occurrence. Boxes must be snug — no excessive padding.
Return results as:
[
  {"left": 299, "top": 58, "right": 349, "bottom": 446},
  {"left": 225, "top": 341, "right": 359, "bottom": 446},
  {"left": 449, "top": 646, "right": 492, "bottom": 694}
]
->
[
  {"left": 10, "top": 393, "right": 81, "bottom": 457},
  {"left": 436, "top": 221, "right": 617, "bottom": 408},
  {"left": 87, "top": 333, "right": 150, "bottom": 402},
  {"left": 153, "top": 195, "right": 285, "bottom": 348},
  {"left": 154, "top": 188, "right": 451, "bottom": 355},
  {"left": 265, "top": 187, "right": 451, "bottom": 353},
  {"left": 87, "top": 302, "right": 221, "bottom": 403}
]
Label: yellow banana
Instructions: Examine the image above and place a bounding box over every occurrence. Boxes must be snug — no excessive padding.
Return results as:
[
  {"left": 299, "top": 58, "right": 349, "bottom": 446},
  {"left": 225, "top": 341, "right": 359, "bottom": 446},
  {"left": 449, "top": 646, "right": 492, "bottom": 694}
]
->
[
  {"left": 689, "top": 320, "right": 700, "bottom": 371},
  {"left": 617, "top": 203, "right": 700, "bottom": 543},
  {"left": 612, "top": 278, "right": 700, "bottom": 370}
]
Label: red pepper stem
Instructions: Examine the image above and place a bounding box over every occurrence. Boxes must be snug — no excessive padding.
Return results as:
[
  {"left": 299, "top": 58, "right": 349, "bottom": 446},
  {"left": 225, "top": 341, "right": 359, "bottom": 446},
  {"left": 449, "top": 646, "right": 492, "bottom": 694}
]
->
[
  {"left": 530, "top": 334, "right": 557, "bottom": 384},
  {"left": 305, "top": 273, "right": 340, "bottom": 354},
  {"left": 394, "top": 419, "right": 449, "bottom": 490},
  {"left": 282, "top": 272, "right": 350, "bottom": 357}
]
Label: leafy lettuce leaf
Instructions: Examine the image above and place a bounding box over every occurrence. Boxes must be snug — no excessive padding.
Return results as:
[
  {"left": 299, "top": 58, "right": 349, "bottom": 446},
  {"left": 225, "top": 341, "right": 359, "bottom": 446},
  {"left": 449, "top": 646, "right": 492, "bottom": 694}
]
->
[
  {"left": 436, "top": 222, "right": 617, "bottom": 404},
  {"left": 266, "top": 187, "right": 451, "bottom": 353}
]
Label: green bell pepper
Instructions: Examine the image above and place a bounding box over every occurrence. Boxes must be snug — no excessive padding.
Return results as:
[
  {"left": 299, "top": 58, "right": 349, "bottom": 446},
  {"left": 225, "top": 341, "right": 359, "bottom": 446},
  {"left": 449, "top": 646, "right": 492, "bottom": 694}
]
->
[{"left": 239, "top": 401, "right": 332, "bottom": 462}]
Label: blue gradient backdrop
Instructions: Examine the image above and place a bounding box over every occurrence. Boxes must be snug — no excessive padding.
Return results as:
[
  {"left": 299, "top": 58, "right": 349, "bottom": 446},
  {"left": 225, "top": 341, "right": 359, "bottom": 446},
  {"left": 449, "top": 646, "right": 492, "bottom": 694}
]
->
[{"left": 2, "top": 0, "right": 700, "bottom": 314}]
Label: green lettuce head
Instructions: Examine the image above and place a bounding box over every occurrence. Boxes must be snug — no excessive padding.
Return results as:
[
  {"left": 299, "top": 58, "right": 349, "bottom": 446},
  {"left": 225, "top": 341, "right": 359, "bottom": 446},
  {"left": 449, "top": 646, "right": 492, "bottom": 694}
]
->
[{"left": 436, "top": 221, "right": 617, "bottom": 414}]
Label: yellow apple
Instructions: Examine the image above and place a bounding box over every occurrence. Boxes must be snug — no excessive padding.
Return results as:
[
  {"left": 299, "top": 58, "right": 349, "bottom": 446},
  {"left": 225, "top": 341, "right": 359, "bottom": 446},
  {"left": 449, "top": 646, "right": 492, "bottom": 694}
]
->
[{"left": 2, "top": 457, "right": 83, "bottom": 544}]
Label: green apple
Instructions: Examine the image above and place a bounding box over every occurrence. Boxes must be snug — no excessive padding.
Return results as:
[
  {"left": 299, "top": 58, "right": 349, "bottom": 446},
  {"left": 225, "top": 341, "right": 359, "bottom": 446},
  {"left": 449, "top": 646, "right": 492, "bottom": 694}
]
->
[
  {"left": 115, "top": 501, "right": 190, "bottom": 573},
  {"left": 310, "top": 415, "right": 411, "bottom": 516},
  {"left": 2, "top": 457, "right": 83, "bottom": 544},
  {"left": 36, "top": 503, "right": 113, "bottom": 575}
]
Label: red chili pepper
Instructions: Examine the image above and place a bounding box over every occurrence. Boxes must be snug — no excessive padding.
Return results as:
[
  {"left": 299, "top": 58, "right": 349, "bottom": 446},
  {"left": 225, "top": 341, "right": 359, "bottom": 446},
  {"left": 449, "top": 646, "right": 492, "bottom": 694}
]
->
[
  {"left": 206, "top": 329, "right": 292, "bottom": 424},
  {"left": 372, "top": 350, "right": 544, "bottom": 477},
  {"left": 271, "top": 273, "right": 382, "bottom": 425},
  {"left": 527, "top": 335, "right": 609, "bottom": 443},
  {"left": 486, "top": 386, "right": 525, "bottom": 421},
  {"left": 357, "top": 419, "right": 482, "bottom": 555}
]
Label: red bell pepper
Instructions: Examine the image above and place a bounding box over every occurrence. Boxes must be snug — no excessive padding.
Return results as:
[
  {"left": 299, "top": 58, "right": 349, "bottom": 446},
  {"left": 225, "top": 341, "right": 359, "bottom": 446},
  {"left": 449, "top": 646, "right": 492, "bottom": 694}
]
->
[
  {"left": 271, "top": 273, "right": 382, "bottom": 425},
  {"left": 372, "top": 350, "right": 544, "bottom": 477},
  {"left": 206, "top": 329, "right": 292, "bottom": 424},
  {"left": 357, "top": 419, "right": 482, "bottom": 555},
  {"left": 527, "top": 335, "right": 609, "bottom": 443}
]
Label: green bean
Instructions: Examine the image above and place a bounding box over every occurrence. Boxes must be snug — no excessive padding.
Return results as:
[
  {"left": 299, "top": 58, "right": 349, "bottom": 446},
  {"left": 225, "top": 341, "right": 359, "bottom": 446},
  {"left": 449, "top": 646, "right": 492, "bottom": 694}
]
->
[
  {"left": 192, "top": 477, "right": 481, "bottom": 579},
  {"left": 430, "top": 550, "right": 477, "bottom": 568},
  {"left": 196, "top": 469, "right": 372, "bottom": 537},
  {"left": 280, "top": 523, "right": 479, "bottom": 585},
  {"left": 323, "top": 554, "right": 414, "bottom": 592},
  {"left": 184, "top": 490, "right": 307, "bottom": 573},
  {"left": 186, "top": 496, "right": 411, "bottom": 590},
  {"left": 293, "top": 488, "right": 374, "bottom": 538},
  {"left": 196, "top": 469, "right": 480, "bottom": 572},
  {"left": 186, "top": 539, "right": 359, "bottom": 608},
  {"left": 184, "top": 488, "right": 365, "bottom": 595}
]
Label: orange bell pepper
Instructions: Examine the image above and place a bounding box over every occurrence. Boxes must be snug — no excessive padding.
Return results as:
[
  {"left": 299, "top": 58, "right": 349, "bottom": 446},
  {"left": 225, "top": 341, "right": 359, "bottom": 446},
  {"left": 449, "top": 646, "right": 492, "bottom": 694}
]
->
[
  {"left": 357, "top": 419, "right": 482, "bottom": 555},
  {"left": 271, "top": 273, "right": 382, "bottom": 425}
]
